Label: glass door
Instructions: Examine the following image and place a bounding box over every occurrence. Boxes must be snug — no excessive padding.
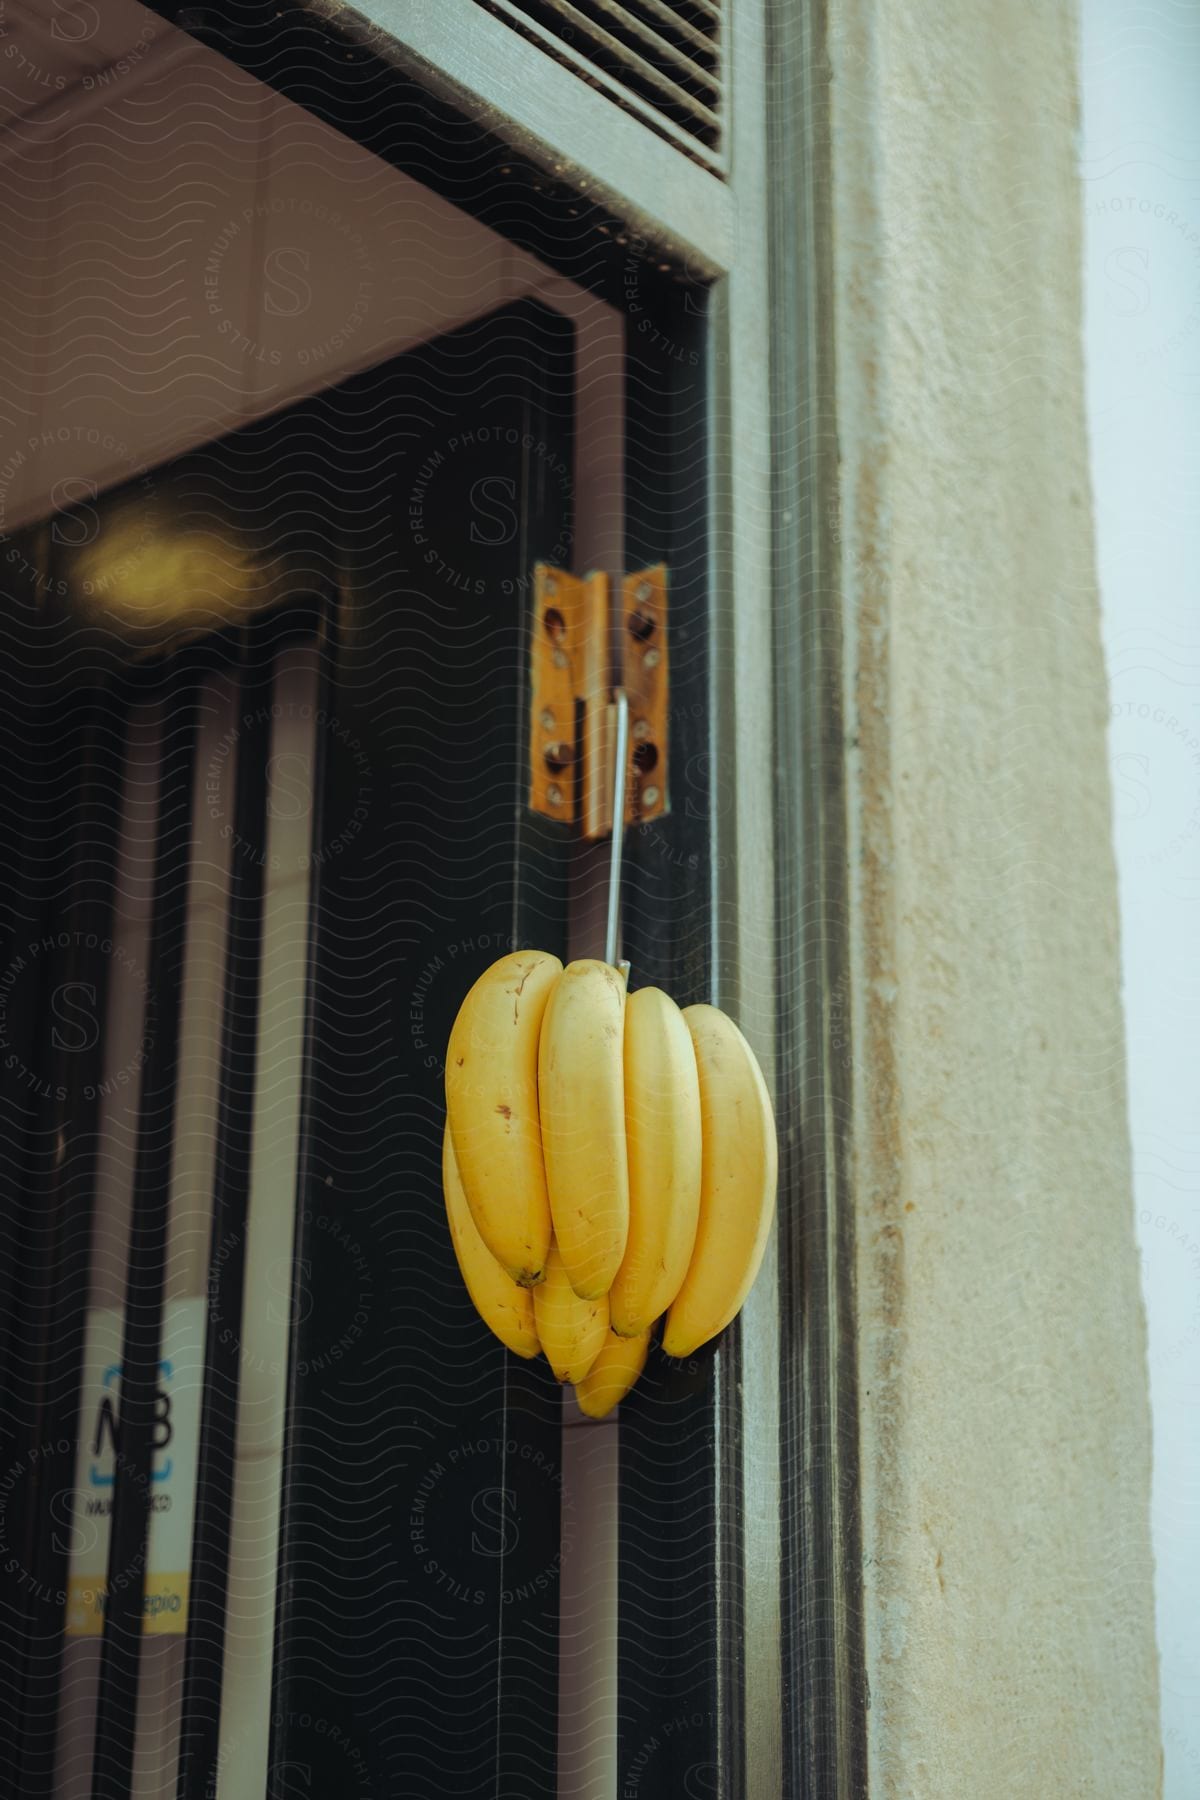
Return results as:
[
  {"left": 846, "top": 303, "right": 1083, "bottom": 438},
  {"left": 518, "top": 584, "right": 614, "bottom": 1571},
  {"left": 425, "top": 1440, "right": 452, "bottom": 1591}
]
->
[{"left": 0, "top": 295, "right": 577, "bottom": 1800}]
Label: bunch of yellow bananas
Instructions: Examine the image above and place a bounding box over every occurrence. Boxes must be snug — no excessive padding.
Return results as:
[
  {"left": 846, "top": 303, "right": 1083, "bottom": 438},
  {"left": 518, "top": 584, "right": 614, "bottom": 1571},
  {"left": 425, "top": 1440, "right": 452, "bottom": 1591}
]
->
[{"left": 443, "top": 951, "right": 777, "bottom": 1419}]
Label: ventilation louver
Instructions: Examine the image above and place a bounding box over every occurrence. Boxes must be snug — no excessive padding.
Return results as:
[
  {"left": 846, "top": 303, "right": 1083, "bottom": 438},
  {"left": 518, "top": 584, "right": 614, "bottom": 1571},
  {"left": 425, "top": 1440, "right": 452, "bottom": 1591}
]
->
[{"left": 480, "top": 0, "right": 725, "bottom": 174}]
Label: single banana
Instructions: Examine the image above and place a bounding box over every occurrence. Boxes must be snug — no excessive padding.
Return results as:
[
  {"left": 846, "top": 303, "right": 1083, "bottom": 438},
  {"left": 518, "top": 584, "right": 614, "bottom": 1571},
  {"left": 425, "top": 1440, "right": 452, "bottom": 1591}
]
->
[
  {"left": 442, "top": 1123, "right": 540, "bottom": 1359},
  {"left": 538, "top": 958, "right": 629, "bottom": 1299},
  {"left": 533, "top": 1241, "right": 609, "bottom": 1383},
  {"left": 609, "top": 986, "right": 702, "bottom": 1337},
  {"left": 445, "top": 949, "right": 562, "bottom": 1286},
  {"left": 574, "top": 1326, "right": 652, "bottom": 1419},
  {"left": 661, "top": 1005, "right": 778, "bottom": 1358}
]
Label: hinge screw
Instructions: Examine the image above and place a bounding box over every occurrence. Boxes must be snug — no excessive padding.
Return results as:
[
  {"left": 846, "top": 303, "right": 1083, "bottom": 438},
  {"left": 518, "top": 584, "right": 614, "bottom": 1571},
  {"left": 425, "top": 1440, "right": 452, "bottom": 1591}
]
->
[
  {"left": 636, "top": 580, "right": 653, "bottom": 602},
  {"left": 632, "top": 718, "right": 650, "bottom": 739},
  {"left": 552, "top": 649, "right": 568, "bottom": 669},
  {"left": 547, "top": 783, "right": 563, "bottom": 806},
  {"left": 540, "top": 709, "right": 556, "bottom": 731},
  {"left": 642, "top": 785, "right": 660, "bottom": 808},
  {"left": 643, "top": 648, "right": 660, "bottom": 669}
]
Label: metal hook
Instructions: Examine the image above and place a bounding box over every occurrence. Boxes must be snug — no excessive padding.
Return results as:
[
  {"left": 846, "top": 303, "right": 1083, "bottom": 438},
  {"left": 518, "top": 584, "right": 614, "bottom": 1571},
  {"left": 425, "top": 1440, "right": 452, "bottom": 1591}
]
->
[{"left": 605, "top": 689, "right": 629, "bottom": 976}]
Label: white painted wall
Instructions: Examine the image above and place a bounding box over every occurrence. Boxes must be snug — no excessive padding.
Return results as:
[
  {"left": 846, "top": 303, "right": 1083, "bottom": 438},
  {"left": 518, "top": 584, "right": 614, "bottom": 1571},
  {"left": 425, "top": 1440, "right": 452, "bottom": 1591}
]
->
[
  {"left": 0, "top": 20, "right": 623, "bottom": 575},
  {"left": 1080, "top": 4, "right": 1200, "bottom": 1795},
  {"left": 829, "top": 0, "right": 1161, "bottom": 1789}
]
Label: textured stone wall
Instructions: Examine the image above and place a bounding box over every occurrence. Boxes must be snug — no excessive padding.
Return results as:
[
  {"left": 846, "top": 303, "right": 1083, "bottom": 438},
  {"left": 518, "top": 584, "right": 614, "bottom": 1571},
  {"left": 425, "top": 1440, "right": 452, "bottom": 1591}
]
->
[{"left": 828, "top": 1, "right": 1162, "bottom": 1791}]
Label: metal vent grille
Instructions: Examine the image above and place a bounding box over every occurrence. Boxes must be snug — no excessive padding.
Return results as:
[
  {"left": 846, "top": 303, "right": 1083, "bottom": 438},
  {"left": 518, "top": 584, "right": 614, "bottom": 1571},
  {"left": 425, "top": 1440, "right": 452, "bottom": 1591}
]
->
[{"left": 480, "top": 0, "right": 726, "bottom": 174}]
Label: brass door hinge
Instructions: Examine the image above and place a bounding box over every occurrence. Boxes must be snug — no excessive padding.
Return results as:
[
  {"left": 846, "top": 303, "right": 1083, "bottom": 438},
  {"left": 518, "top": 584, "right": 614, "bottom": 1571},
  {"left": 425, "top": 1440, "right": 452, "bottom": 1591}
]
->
[{"left": 529, "top": 562, "right": 668, "bottom": 839}]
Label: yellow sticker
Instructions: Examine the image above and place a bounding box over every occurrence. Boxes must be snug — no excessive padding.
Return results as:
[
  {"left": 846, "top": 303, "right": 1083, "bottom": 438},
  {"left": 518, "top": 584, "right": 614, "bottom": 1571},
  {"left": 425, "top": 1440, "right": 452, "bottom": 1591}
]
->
[{"left": 65, "top": 1571, "right": 190, "bottom": 1638}]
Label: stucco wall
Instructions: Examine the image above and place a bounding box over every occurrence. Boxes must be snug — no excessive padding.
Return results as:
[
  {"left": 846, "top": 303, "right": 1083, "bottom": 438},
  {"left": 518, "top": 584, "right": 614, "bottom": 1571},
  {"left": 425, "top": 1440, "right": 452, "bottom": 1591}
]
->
[{"left": 828, "top": 1, "right": 1162, "bottom": 1792}]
